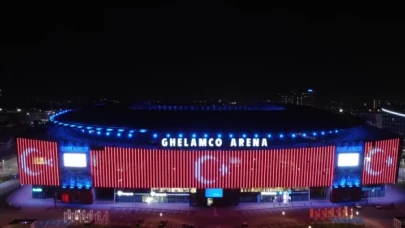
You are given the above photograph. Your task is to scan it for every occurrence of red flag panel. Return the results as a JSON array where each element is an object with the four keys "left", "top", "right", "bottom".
[
  {"left": 16, "top": 138, "right": 60, "bottom": 186},
  {"left": 362, "top": 138, "right": 400, "bottom": 185},
  {"left": 91, "top": 146, "right": 335, "bottom": 188}
]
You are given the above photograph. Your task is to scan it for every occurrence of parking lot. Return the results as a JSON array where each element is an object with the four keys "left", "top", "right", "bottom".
[
  {"left": 35, "top": 219, "right": 185, "bottom": 228},
  {"left": 35, "top": 220, "right": 73, "bottom": 227},
  {"left": 233, "top": 203, "right": 397, "bottom": 217},
  {"left": 249, "top": 218, "right": 365, "bottom": 228},
  {"left": 234, "top": 206, "right": 306, "bottom": 217},
  {"left": 254, "top": 221, "right": 308, "bottom": 228},
  {"left": 109, "top": 207, "right": 196, "bottom": 217}
]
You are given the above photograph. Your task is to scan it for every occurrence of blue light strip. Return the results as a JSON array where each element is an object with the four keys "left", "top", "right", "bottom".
[
  {"left": 50, "top": 110, "right": 342, "bottom": 140},
  {"left": 130, "top": 104, "right": 285, "bottom": 111}
]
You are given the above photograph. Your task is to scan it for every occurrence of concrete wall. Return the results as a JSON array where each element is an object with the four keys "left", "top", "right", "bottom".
[{"left": 0, "top": 156, "right": 18, "bottom": 176}]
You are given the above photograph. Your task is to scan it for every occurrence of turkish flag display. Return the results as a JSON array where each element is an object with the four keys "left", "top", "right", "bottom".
[
  {"left": 91, "top": 146, "right": 335, "bottom": 188},
  {"left": 17, "top": 138, "right": 60, "bottom": 186},
  {"left": 362, "top": 138, "right": 400, "bottom": 185}
]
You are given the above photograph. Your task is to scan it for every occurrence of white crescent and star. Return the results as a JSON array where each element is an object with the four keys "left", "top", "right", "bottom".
[
  {"left": 364, "top": 148, "right": 394, "bottom": 176},
  {"left": 195, "top": 155, "right": 229, "bottom": 185},
  {"left": 20, "top": 148, "right": 53, "bottom": 176}
]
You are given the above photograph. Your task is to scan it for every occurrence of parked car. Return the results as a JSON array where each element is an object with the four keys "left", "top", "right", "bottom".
[
  {"left": 372, "top": 203, "right": 382, "bottom": 210},
  {"left": 354, "top": 203, "right": 362, "bottom": 210}
]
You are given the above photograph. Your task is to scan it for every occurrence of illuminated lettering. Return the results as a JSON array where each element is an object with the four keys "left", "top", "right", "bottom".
[
  {"left": 198, "top": 138, "right": 207, "bottom": 147},
  {"left": 336, "top": 146, "right": 363, "bottom": 152},
  {"left": 169, "top": 138, "right": 176, "bottom": 147},
  {"left": 60, "top": 146, "right": 89, "bottom": 153},
  {"left": 261, "top": 138, "right": 268, "bottom": 147},
  {"left": 161, "top": 137, "right": 269, "bottom": 148},
  {"left": 208, "top": 138, "right": 214, "bottom": 147},
  {"left": 117, "top": 190, "right": 134, "bottom": 196},
  {"left": 246, "top": 138, "right": 251, "bottom": 147},
  {"left": 238, "top": 138, "right": 244, "bottom": 146},
  {"left": 215, "top": 138, "right": 222, "bottom": 147},
  {"left": 230, "top": 138, "right": 237, "bottom": 147},
  {"left": 252, "top": 138, "right": 259, "bottom": 147},
  {"left": 190, "top": 138, "right": 197, "bottom": 147},
  {"left": 161, "top": 138, "right": 168, "bottom": 147}
]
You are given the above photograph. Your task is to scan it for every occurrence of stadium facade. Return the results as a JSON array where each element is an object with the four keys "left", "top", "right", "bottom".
[{"left": 17, "top": 103, "right": 401, "bottom": 206}]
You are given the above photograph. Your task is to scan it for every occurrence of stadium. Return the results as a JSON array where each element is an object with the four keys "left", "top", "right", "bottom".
[{"left": 16, "top": 103, "right": 401, "bottom": 206}]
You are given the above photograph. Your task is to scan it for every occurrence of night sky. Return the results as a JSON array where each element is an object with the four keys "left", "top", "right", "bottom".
[{"left": 1, "top": 5, "right": 405, "bottom": 101}]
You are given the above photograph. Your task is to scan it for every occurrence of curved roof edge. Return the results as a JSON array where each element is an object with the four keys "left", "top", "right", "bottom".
[{"left": 382, "top": 108, "right": 405, "bottom": 118}]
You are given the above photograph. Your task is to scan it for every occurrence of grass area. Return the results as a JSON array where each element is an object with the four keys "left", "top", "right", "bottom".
[
  {"left": 0, "top": 175, "right": 14, "bottom": 183},
  {"left": 0, "top": 175, "right": 20, "bottom": 207},
  {"left": 0, "top": 184, "right": 21, "bottom": 208}
]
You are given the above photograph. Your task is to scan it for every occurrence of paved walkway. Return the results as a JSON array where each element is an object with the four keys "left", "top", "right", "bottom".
[
  {"left": 2, "top": 183, "right": 405, "bottom": 228},
  {"left": 0, "top": 179, "right": 20, "bottom": 197},
  {"left": 6, "top": 183, "right": 405, "bottom": 212}
]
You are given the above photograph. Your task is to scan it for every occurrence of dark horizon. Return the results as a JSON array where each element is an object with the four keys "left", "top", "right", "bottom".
[{"left": 2, "top": 5, "right": 405, "bottom": 102}]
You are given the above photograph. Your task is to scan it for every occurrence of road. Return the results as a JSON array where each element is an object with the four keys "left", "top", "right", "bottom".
[
  {"left": 3, "top": 183, "right": 405, "bottom": 227},
  {"left": 2, "top": 202, "right": 399, "bottom": 227}
]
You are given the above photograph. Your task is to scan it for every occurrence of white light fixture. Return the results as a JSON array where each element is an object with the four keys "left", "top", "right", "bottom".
[
  {"left": 117, "top": 191, "right": 133, "bottom": 196},
  {"left": 382, "top": 108, "right": 405, "bottom": 118}
]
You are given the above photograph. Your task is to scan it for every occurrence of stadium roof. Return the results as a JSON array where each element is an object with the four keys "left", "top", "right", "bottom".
[{"left": 53, "top": 103, "right": 364, "bottom": 132}]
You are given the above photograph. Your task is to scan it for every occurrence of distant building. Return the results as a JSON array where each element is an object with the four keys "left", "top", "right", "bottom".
[
  {"left": 359, "top": 112, "right": 382, "bottom": 129},
  {"left": 382, "top": 107, "right": 405, "bottom": 155},
  {"left": 301, "top": 89, "right": 316, "bottom": 107},
  {"left": 373, "top": 99, "right": 381, "bottom": 110},
  {"left": 279, "top": 89, "right": 316, "bottom": 107},
  {"left": 279, "top": 90, "right": 297, "bottom": 105}
]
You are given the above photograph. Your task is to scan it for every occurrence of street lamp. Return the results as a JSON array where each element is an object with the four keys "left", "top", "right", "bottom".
[{"left": 356, "top": 211, "right": 359, "bottom": 216}]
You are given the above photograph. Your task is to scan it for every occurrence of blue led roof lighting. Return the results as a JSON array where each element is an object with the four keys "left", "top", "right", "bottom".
[
  {"left": 130, "top": 104, "right": 285, "bottom": 111},
  {"left": 50, "top": 109, "right": 347, "bottom": 142}
]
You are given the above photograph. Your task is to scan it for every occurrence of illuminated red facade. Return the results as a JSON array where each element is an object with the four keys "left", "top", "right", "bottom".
[
  {"left": 362, "top": 138, "right": 400, "bottom": 185},
  {"left": 16, "top": 137, "right": 401, "bottom": 189},
  {"left": 16, "top": 138, "right": 60, "bottom": 186},
  {"left": 91, "top": 146, "right": 335, "bottom": 188}
]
